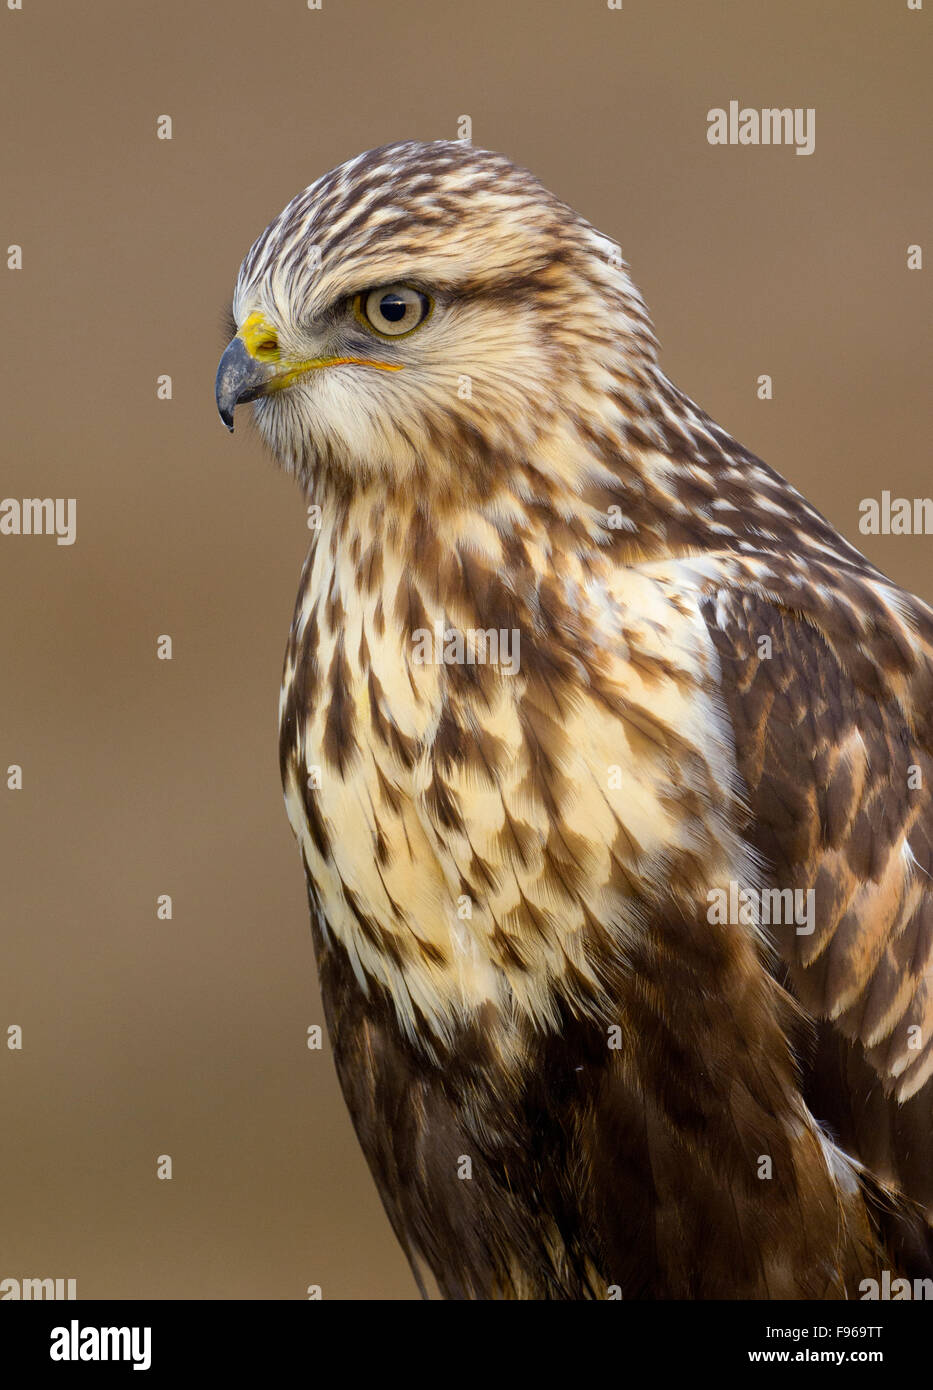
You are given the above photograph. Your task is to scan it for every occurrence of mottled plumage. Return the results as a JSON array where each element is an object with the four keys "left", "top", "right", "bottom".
[{"left": 217, "top": 140, "right": 933, "bottom": 1298}]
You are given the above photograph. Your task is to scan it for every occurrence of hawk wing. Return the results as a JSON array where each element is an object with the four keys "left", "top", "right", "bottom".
[{"left": 693, "top": 550, "right": 933, "bottom": 1216}]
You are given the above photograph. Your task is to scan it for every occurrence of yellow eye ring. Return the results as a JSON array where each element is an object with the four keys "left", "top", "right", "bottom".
[{"left": 353, "top": 284, "right": 433, "bottom": 339}]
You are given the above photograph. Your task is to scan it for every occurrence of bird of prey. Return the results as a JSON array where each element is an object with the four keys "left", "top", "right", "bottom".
[{"left": 216, "top": 140, "right": 933, "bottom": 1299}]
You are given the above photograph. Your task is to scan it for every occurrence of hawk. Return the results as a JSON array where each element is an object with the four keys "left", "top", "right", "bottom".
[{"left": 216, "top": 140, "right": 933, "bottom": 1299}]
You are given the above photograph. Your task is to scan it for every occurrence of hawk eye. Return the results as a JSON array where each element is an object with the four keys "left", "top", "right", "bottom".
[{"left": 356, "top": 284, "right": 432, "bottom": 338}]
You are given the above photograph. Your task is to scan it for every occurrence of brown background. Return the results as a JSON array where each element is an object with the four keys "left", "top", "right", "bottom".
[{"left": 1, "top": 0, "right": 929, "bottom": 1299}]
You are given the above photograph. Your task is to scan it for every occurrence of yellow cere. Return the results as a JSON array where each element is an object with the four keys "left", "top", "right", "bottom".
[
  {"left": 238, "top": 311, "right": 404, "bottom": 386},
  {"left": 239, "top": 312, "right": 282, "bottom": 362}
]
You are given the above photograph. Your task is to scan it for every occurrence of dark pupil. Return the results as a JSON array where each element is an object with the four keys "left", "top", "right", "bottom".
[{"left": 380, "top": 294, "right": 408, "bottom": 322}]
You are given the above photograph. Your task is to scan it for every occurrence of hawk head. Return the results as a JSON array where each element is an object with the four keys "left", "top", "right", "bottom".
[{"left": 215, "top": 140, "right": 657, "bottom": 499}]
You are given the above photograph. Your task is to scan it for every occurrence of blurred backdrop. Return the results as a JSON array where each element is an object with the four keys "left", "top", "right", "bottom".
[{"left": 1, "top": 0, "right": 930, "bottom": 1298}]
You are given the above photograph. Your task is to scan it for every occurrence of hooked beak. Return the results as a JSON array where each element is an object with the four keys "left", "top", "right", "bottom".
[
  {"left": 215, "top": 335, "right": 273, "bottom": 432},
  {"left": 215, "top": 311, "right": 404, "bottom": 432}
]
